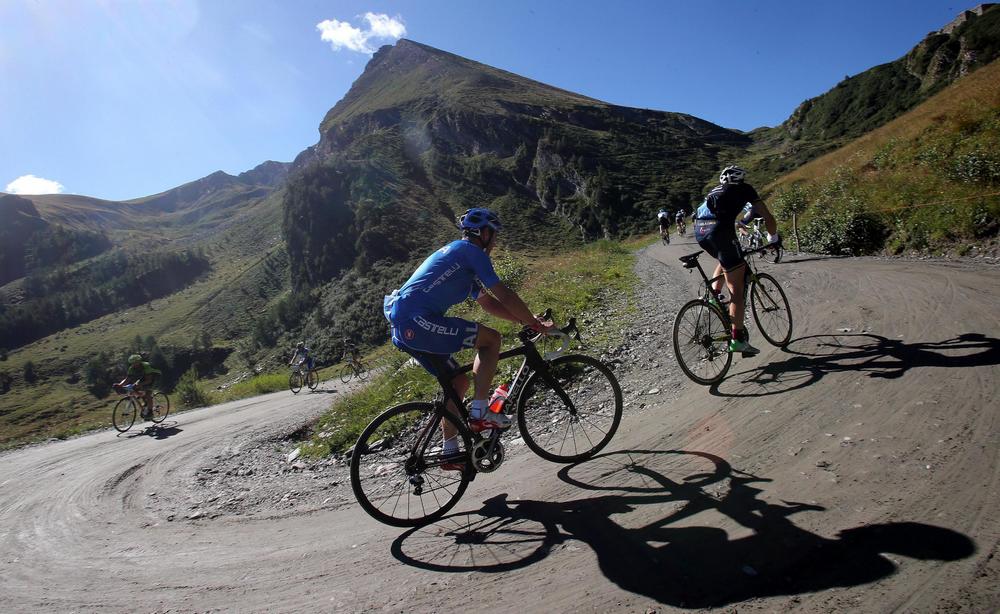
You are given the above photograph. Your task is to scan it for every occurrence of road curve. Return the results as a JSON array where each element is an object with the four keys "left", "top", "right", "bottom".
[{"left": 1, "top": 241, "right": 998, "bottom": 612}]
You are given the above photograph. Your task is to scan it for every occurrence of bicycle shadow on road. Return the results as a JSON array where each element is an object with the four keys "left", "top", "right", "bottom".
[
  {"left": 391, "top": 449, "right": 974, "bottom": 607},
  {"left": 119, "top": 422, "right": 183, "bottom": 440},
  {"left": 710, "top": 332, "right": 1000, "bottom": 399}
]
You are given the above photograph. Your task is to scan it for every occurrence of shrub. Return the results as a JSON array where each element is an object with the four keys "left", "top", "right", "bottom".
[
  {"left": 176, "top": 366, "right": 212, "bottom": 408},
  {"left": 23, "top": 361, "right": 37, "bottom": 384},
  {"left": 799, "top": 202, "right": 887, "bottom": 255}
]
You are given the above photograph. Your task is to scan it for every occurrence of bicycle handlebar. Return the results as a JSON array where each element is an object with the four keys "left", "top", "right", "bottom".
[{"left": 517, "top": 309, "right": 583, "bottom": 360}]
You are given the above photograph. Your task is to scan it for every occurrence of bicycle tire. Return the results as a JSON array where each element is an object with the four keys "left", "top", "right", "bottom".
[
  {"left": 289, "top": 372, "right": 303, "bottom": 394},
  {"left": 350, "top": 402, "right": 472, "bottom": 527},
  {"left": 673, "top": 299, "right": 732, "bottom": 385},
  {"left": 516, "top": 354, "right": 623, "bottom": 463},
  {"left": 306, "top": 370, "right": 319, "bottom": 390},
  {"left": 339, "top": 365, "right": 353, "bottom": 384},
  {"left": 750, "top": 273, "right": 793, "bottom": 347},
  {"left": 357, "top": 363, "right": 369, "bottom": 382},
  {"left": 112, "top": 397, "right": 137, "bottom": 432},
  {"left": 150, "top": 392, "right": 170, "bottom": 423}
]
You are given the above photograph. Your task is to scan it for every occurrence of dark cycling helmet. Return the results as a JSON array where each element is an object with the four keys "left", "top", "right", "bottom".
[
  {"left": 719, "top": 165, "right": 747, "bottom": 184},
  {"left": 458, "top": 208, "right": 502, "bottom": 236},
  {"left": 128, "top": 354, "right": 142, "bottom": 364}
]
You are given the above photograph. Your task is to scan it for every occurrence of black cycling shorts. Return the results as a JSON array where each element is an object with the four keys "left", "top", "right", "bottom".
[{"left": 697, "top": 233, "right": 745, "bottom": 272}]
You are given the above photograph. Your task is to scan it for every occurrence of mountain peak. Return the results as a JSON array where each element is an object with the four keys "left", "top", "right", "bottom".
[{"left": 319, "top": 38, "right": 602, "bottom": 133}]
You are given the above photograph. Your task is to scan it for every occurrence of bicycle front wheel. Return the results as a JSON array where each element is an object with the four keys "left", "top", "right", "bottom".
[
  {"left": 357, "top": 363, "right": 370, "bottom": 381},
  {"left": 350, "top": 402, "right": 472, "bottom": 527},
  {"left": 750, "top": 273, "right": 793, "bottom": 347},
  {"left": 339, "top": 365, "right": 353, "bottom": 384},
  {"left": 289, "top": 372, "right": 303, "bottom": 394},
  {"left": 112, "top": 398, "right": 137, "bottom": 432},
  {"left": 306, "top": 370, "right": 319, "bottom": 390},
  {"left": 516, "top": 354, "right": 623, "bottom": 463},
  {"left": 150, "top": 392, "right": 170, "bottom": 423},
  {"left": 673, "top": 299, "right": 733, "bottom": 385}
]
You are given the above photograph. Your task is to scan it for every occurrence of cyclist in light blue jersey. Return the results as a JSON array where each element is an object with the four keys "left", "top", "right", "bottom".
[{"left": 383, "top": 208, "right": 553, "bottom": 456}]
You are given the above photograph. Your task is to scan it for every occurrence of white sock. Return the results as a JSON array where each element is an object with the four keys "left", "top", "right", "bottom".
[
  {"left": 443, "top": 436, "right": 458, "bottom": 454},
  {"left": 469, "top": 399, "right": 487, "bottom": 418}
]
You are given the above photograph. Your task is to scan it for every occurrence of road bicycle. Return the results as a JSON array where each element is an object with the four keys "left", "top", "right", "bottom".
[
  {"left": 672, "top": 244, "right": 793, "bottom": 385},
  {"left": 738, "top": 218, "right": 782, "bottom": 263},
  {"left": 112, "top": 384, "right": 169, "bottom": 432},
  {"left": 289, "top": 363, "right": 319, "bottom": 394},
  {"left": 660, "top": 228, "right": 670, "bottom": 245},
  {"left": 339, "top": 356, "right": 369, "bottom": 383},
  {"left": 677, "top": 220, "right": 686, "bottom": 236},
  {"left": 350, "top": 311, "right": 623, "bottom": 527}
]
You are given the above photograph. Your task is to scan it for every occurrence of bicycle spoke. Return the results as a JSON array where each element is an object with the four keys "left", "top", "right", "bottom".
[
  {"left": 351, "top": 403, "right": 471, "bottom": 526},
  {"left": 517, "top": 355, "right": 622, "bottom": 463}
]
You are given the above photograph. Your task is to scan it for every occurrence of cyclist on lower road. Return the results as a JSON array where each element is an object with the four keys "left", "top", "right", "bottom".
[
  {"left": 290, "top": 341, "right": 314, "bottom": 372},
  {"left": 693, "top": 166, "right": 779, "bottom": 355},
  {"left": 383, "top": 207, "right": 553, "bottom": 454},
  {"left": 342, "top": 338, "right": 361, "bottom": 364},
  {"left": 116, "top": 354, "right": 161, "bottom": 420},
  {"left": 657, "top": 210, "right": 671, "bottom": 243},
  {"left": 675, "top": 209, "right": 687, "bottom": 234}
]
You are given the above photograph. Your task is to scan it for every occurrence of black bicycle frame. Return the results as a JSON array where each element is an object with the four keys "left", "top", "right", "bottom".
[{"left": 406, "top": 325, "right": 579, "bottom": 474}]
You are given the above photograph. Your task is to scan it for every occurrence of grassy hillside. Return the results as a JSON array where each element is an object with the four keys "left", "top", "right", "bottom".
[
  {"left": 0, "top": 191, "right": 292, "bottom": 449},
  {"left": 748, "top": 4, "right": 1000, "bottom": 184},
  {"left": 765, "top": 58, "right": 1000, "bottom": 255}
]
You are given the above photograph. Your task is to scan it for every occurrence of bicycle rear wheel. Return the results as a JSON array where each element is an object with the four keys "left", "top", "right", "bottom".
[
  {"left": 350, "top": 402, "right": 472, "bottom": 527},
  {"left": 673, "top": 299, "right": 732, "bottom": 385},
  {"left": 339, "top": 365, "right": 353, "bottom": 384},
  {"left": 750, "top": 273, "right": 793, "bottom": 346},
  {"left": 306, "top": 370, "right": 319, "bottom": 390},
  {"left": 112, "top": 398, "right": 137, "bottom": 432},
  {"left": 150, "top": 392, "right": 170, "bottom": 423},
  {"left": 289, "top": 372, "right": 303, "bottom": 394},
  {"left": 357, "top": 363, "right": 369, "bottom": 381},
  {"left": 516, "top": 354, "right": 623, "bottom": 463}
]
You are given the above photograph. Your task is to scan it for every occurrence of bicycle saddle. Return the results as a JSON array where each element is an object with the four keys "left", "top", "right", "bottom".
[{"left": 679, "top": 252, "right": 702, "bottom": 268}]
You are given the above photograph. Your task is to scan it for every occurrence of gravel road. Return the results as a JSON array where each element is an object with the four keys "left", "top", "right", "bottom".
[{"left": 2, "top": 238, "right": 998, "bottom": 613}]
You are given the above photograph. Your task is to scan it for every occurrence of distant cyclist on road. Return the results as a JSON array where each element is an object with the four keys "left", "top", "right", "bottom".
[
  {"left": 342, "top": 338, "right": 361, "bottom": 364},
  {"left": 116, "top": 354, "right": 161, "bottom": 420},
  {"left": 290, "top": 341, "right": 314, "bottom": 372},
  {"left": 693, "top": 166, "right": 779, "bottom": 355},
  {"left": 383, "top": 207, "right": 554, "bottom": 461},
  {"left": 675, "top": 209, "right": 687, "bottom": 235},
  {"left": 657, "top": 210, "right": 671, "bottom": 243}
]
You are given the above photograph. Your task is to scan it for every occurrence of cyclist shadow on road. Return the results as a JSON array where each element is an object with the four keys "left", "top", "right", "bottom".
[
  {"left": 120, "top": 422, "right": 183, "bottom": 440},
  {"left": 391, "top": 449, "right": 974, "bottom": 607},
  {"left": 710, "top": 332, "right": 1000, "bottom": 399}
]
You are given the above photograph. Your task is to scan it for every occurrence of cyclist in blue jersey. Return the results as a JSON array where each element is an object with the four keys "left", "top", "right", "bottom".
[
  {"left": 693, "top": 166, "right": 779, "bottom": 355},
  {"left": 383, "top": 208, "right": 553, "bottom": 460}
]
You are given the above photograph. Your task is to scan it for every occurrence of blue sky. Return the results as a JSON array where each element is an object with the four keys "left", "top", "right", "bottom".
[{"left": 0, "top": 0, "right": 969, "bottom": 201}]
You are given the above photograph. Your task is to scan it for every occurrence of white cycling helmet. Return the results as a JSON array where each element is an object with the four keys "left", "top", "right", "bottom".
[{"left": 719, "top": 165, "right": 747, "bottom": 184}]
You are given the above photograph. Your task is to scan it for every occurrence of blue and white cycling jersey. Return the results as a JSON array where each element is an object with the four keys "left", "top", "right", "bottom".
[
  {"left": 383, "top": 239, "right": 501, "bottom": 372},
  {"left": 384, "top": 240, "right": 501, "bottom": 320}
]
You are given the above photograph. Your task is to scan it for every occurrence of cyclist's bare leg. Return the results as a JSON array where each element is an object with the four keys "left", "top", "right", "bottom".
[
  {"left": 711, "top": 262, "right": 726, "bottom": 297},
  {"left": 724, "top": 262, "right": 748, "bottom": 333},
  {"left": 441, "top": 373, "right": 470, "bottom": 441},
  {"left": 472, "top": 325, "right": 501, "bottom": 402}
]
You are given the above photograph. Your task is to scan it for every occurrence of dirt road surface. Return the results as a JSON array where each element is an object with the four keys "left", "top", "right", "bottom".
[{"left": 2, "top": 240, "right": 998, "bottom": 613}]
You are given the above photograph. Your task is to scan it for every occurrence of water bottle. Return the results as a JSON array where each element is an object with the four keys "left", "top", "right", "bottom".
[{"left": 488, "top": 383, "right": 510, "bottom": 414}]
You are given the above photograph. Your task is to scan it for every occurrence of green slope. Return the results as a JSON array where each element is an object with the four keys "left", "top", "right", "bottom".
[{"left": 765, "top": 58, "right": 1000, "bottom": 255}]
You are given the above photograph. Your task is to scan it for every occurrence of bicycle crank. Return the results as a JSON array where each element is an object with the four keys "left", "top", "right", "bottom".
[{"left": 472, "top": 439, "right": 505, "bottom": 473}]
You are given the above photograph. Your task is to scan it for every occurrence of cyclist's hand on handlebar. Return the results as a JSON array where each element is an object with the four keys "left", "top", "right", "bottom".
[{"left": 529, "top": 318, "right": 556, "bottom": 334}]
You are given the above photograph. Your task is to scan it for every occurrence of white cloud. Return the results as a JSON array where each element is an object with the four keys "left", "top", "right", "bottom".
[
  {"left": 316, "top": 12, "right": 406, "bottom": 54},
  {"left": 5, "top": 174, "right": 65, "bottom": 195}
]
